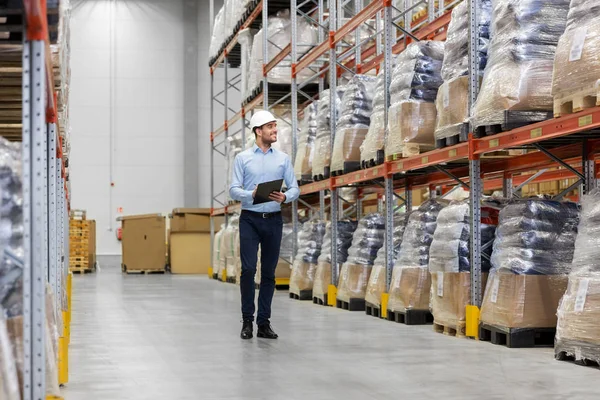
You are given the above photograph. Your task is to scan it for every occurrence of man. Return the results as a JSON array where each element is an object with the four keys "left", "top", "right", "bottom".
[{"left": 229, "top": 110, "right": 299, "bottom": 340}]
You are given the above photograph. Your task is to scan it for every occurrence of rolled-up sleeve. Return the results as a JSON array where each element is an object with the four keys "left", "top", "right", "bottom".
[
  {"left": 229, "top": 155, "right": 253, "bottom": 202},
  {"left": 283, "top": 156, "right": 299, "bottom": 203}
]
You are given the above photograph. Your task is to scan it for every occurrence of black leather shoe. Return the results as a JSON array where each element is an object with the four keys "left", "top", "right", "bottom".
[
  {"left": 241, "top": 320, "right": 253, "bottom": 340},
  {"left": 257, "top": 324, "right": 278, "bottom": 339}
]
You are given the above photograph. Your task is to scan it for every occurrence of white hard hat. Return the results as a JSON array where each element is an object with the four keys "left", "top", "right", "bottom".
[{"left": 249, "top": 110, "right": 277, "bottom": 132}]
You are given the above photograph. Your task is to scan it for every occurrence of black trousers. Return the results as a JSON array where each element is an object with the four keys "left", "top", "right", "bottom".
[{"left": 239, "top": 210, "right": 283, "bottom": 326}]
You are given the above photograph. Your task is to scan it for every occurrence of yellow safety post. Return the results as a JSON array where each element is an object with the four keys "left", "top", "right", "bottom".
[
  {"left": 208, "top": 267, "right": 213, "bottom": 278},
  {"left": 381, "top": 293, "right": 390, "bottom": 319},
  {"left": 327, "top": 285, "right": 337, "bottom": 307},
  {"left": 58, "top": 336, "right": 68, "bottom": 385},
  {"left": 46, "top": 396, "right": 64, "bottom": 400},
  {"left": 66, "top": 272, "right": 72, "bottom": 343},
  {"left": 465, "top": 305, "right": 480, "bottom": 339},
  {"left": 221, "top": 269, "right": 227, "bottom": 282}
]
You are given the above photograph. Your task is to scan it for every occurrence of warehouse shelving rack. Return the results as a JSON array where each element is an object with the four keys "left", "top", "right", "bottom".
[
  {"left": 2, "top": 0, "right": 73, "bottom": 398},
  {"left": 209, "top": 0, "right": 600, "bottom": 333}
]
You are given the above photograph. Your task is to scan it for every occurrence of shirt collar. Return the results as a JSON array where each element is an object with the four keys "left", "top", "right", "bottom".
[{"left": 253, "top": 143, "right": 273, "bottom": 154}]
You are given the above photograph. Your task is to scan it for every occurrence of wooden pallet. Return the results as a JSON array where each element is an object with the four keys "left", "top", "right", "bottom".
[
  {"left": 289, "top": 290, "right": 313, "bottom": 301},
  {"left": 69, "top": 267, "right": 94, "bottom": 274},
  {"left": 365, "top": 302, "right": 382, "bottom": 318},
  {"left": 313, "top": 295, "right": 328, "bottom": 306},
  {"left": 554, "top": 85, "right": 600, "bottom": 118},
  {"left": 433, "top": 322, "right": 466, "bottom": 338},
  {"left": 336, "top": 298, "right": 366, "bottom": 312},
  {"left": 124, "top": 269, "right": 166, "bottom": 275},
  {"left": 555, "top": 339, "right": 600, "bottom": 369},
  {"left": 387, "top": 308, "right": 433, "bottom": 325},
  {"left": 70, "top": 210, "right": 87, "bottom": 220}
]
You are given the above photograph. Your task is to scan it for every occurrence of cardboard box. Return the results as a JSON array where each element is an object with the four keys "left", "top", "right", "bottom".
[
  {"left": 434, "top": 76, "right": 469, "bottom": 140},
  {"left": 337, "top": 262, "right": 373, "bottom": 302},
  {"left": 388, "top": 101, "right": 437, "bottom": 158},
  {"left": 290, "top": 260, "right": 317, "bottom": 295},
  {"left": 480, "top": 273, "right": 568, "bottom": 329},
  {"left": 431, "top": 272, "right": 489, "bottom": 328},
  {"left": 557, "top": 276, "right": 600, "bottom": 346},
  {"left": 388, "top": 267, "right": 431, "bottom": 311},
  {"left": 120, "top": 214, "right": 166, "bottom": 272},
  {"left": 170, "top": 232, "right": 211, "bottom": 274},
  {"left": 170, "top": 208, "right": 224, "bottom": 233}
]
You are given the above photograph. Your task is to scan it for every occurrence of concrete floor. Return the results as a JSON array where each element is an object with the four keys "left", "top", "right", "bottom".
[{"left": 62, "top": 261, "right": 600, "bottom": 400}]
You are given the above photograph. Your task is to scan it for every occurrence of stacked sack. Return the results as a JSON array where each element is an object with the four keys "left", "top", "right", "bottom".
[
  {"left": 556, "top": 189, "right": 600, "bottom": 363},
  {"left": 294, "top": 102, "right": 318, "bottom": 182},
  {"left": 480, "top": 199, "right": 579, "bottom": 329},
  {"left": 330, "top": 75, "right": 377, "bottom": 174},
  {"left": 247, "top": 10, "right": 317, "bottom": 96},
  {"left": 435, "top": 0, "right": 491, "bottom": 146},
  {"left": 472, "top": 0, "right": 570, "bottom": 129},
  {"left": 552, "top": 0, "right": 600, "bottom": 116},
  {"left": 313, "top": 220, "right": 359, "bottom": 303},
  {"left": 289, "top": 220, "right": 327, "bottom": 298},
  {"left": 312, "top": 87, "right": 346, "bottom": 179},
  {"left": 388, "top": 199, "right": 446, "bottom": 313},
  {"left": 428, "top": 200, "right": 499, "bottom": 331},
  {"left": 360, "top": 72, "right": 388, "bottom": 167},
  {"left": 386, "top": 41, "right": 445, "bottom": 159},
  {"left": 337, "top": 213, "right": 385, "bottom": 305},
  {"left": 365, "top": 213, "right": 410, "bottom": 308}
]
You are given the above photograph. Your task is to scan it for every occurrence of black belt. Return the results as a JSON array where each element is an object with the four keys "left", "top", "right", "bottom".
[{"left": 242, "top": 210, "right": 281, "bottom": 219}]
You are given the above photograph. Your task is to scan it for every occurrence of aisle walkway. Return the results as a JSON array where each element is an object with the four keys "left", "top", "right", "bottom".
[{"left": 63, "top": 261, "right": 599, "bottom": 400}]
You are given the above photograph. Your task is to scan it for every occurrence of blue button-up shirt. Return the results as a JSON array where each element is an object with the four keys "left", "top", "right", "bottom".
[{"left": 229, "top": 144, "right": 300, "bottom": 212}]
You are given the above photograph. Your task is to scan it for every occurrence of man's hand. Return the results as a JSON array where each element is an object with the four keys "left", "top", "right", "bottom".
[
  {"left": 252, "top": 185, "right": 257, "bottom": 199},
  {"left": 268, "top": 191, "right": 286, "bottom": 204}
]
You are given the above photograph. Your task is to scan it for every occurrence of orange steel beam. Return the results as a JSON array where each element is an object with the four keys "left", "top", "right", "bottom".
[
  {"left": 265, "top": 44, "right": 291, "bottom": 75},
  {"left": 210, "top": 0, "right": 263, "bottom": 71},
  {"left": 333, "top": 0, "right": 383, "bottom": 45},
  {"left": 244, "top": 92, "right": 264, "bottom": 113},
  {"left": 475, "top": 107, "right": 600, "bottom": 154}
]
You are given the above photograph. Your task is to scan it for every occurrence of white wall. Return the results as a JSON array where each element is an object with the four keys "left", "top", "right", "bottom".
[
  {"left": 70, "top": 0, "right": 185, "bottom": 255},
  {"left": 70, "top": 0, "right": 233, "bottom": 255}
]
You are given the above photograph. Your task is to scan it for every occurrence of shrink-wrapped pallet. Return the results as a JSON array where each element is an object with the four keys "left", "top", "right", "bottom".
[
  {"left": 289, "top": 221, "right": 327, "bottom": 297},
  {"left": 429, "top": 201, "right": 499, "bottom": 329},
  {"left": 364, "top": 213, "right": 409, "bottom": 307},
  {"left": 337, "top": 214, "right": 385, "bottom": 303},
  {"left": 471, "top": 0, "right": 569, "bottom": 129},
  {"left": 212, "top": 225, "right": 225, "bottom": 276},
  {"left": 294, "top": 103, "right": 318, "bottom": 181},
  {"left": 386, "top": 41, "right": 444, "bottom": 159},
  {"left": 330, "top": 75, "right": 377, "bottom": 173},
  {"left": 273, "top": 113, "right": 293, "bottom": 156},
  {"left": 359, "top": 72, "right": 386, "bottom": 166},
  {"left": 312, "top": 87, "right": 345, "bottom": 178},
  {"left": 388, "top": 199, "right": 445, "bottom": 312},
  {"left": 209, "top": 6, "right": 225, "bottom": 60},
  {"left": 225, "top": 215, "right": 240, "bottom": 280},
  {"left": 552, "top": 0, "right": 600, "bottom": 116},
  {"left": 313, "top": 221, "right": 358, "bottom": 302},
  {"left": 480, "top": 199, "right": 579, "bottom": 329},
  {"left": 556, "top": 189, "right": 600, "bottom": 362},
  {"left": 247, "top": 10, "right": 317, "bottom": 93}
]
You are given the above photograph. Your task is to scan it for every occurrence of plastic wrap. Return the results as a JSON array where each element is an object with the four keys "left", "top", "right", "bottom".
[
  {"left": 330, "top": 75, "right": 377, "bottom": 172},
  {"left": 294, "top": 103, "right": 318, "bottom": 181},
  {"left": 472, "top": 0, "right": 570, "bottom": 128},
  {"left": 225, "top": 215, "right": 240, "bottom": 279},
  {"left": 491, "top": 199, "right": 579, "bottom": 275},
  {"left": 556, "top": 189, "right": 600, "bottom": 360},
  {"left": 388, "top": 200, "right": 445, "bottom": 311},
  {"left": 209, "top": 6, "right": 225, "bottom": 60},
  {"left": 365, "top": 214, "right": 409, "bottom": 306},
  {"left": 289, "top": 220, "right": 327, "bottom": 295},
  {"left": 0, "top": 318, "right": 19, "bottom": 400},
  {"left": 247, "top": 10, "right": 318, "bottom": 92},
  {"left": 336, "top": 214, "right": 385, "bottom": 302},
  {"left": 212, "top": 225, "right": 225, "bottom": 275},
  {"left": 218, "top": 217, "right": 241, "bottom": 279},
  {"left": 238, "top": 28, "right": 255, "bottom": 102},
  {"left": 226, "top": 133, "right": 244, "bottom": 202},
  {"left": 279, "top": 223, "right": 294, "bottom": 262},
  {"left": 312, "top": 87, "right": 345, "bottom": 178},
  {"left": 552, "top": 0, "right": 600, "bottom": 102},
  {"left": 272, "top": 113, "right": 293, "bottom": 156},
  {"left": 386, "top": 41, "right": 444, "bottom": 159},
  {"left": 360, "top": 72, "right": 386, "bottom": 164}
]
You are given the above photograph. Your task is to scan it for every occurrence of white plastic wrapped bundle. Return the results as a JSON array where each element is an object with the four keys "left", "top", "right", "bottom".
[
  {"left": 386, "top": 41, "right": 444, "bottom": 159},
  {"left": 330, "top": 75, "right": 377, "bottom": 173},
  {"left": 0, "top": 317, "right": 19, "bottom": 400},
  {"left": 209, "top": 6, "right": 225, "bottom": 60},
  {"left": 471, "top": 0, "right": 570, "bottom": 129},
  {"left": 556, "top": 189, "right": 600, "bottom": 363},
  {"left": 247, "top": 10, "right": 318, "bottom": 93},
  {"left": 212, "top": 225, "right": 225, "bottom": 275},
  {"left": 435, "top": 1, "right": 491, "bottom": 142},
  {"left": 225, "top": 215, "right": 240, "bottom": 279},
  {"left": 294, "top": 102, "right": 318, "bottom": 181},
  {"left": 552, "top": 0, "right": 600, "bottom": 108},
  {"left": 238, "top": 28, "right": 255, "bottom": 102},
  {"left": 312, "top": 87, "right": 345, "bottom": 178},
  {"left": 388, "top": 199, "right": 445, "bottom": 311},
  {"left": 360, "top": 72, "right": 386, "bottom": 165},
  {"left": 272, "top": 113, "right": 293, "bottom": 156},
  {"left": 289, "top": 221, "right": 327, "bottom": 295},
  {"left": 226, "top": 133, "right": 244, "bottom": 202},
  {"left": 279, "top": 223, "right": 294, "bottom": 262},
  {"left": 337, "top": 213, "right": 385, "bottom": 302},
  {"left": 365, "top": 213, "right": 409, "bottom": 307}
]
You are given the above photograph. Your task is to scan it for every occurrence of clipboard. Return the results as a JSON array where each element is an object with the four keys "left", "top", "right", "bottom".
[{"left": 253, "top": 179, "right": 284, "bottom": 205}]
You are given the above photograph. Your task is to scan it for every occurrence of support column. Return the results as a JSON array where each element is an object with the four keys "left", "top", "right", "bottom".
[{"left": 184, "top": 0, "right": 199, "bottom": 207}]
